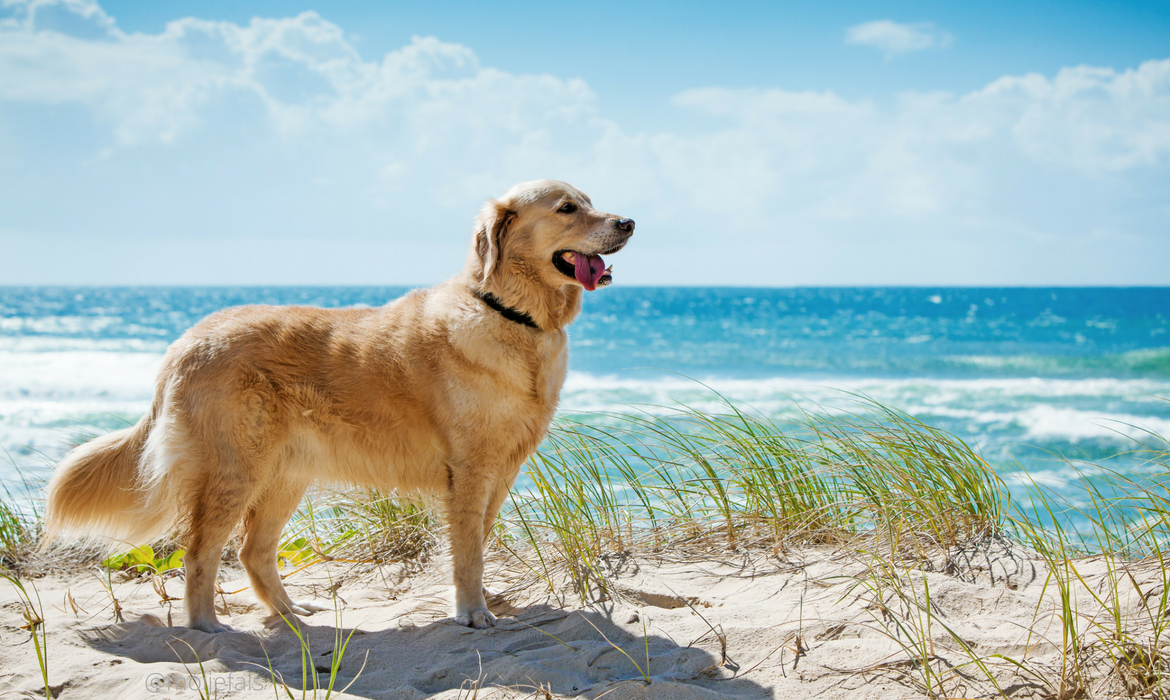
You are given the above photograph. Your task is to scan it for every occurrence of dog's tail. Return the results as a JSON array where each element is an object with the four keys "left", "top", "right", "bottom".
[{"left": 43, "top": 399, "right": 177, "bottom": 548}]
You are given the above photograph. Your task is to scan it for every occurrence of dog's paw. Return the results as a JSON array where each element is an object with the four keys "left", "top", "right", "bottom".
[
  {"left": 453, "top": 607, "right": 497, "bottom": 629},
  {"left": 289, "top": 600, "right": 329, "bottom": 616},
  {"left": 189, "top": 619, "right": 235, "bottom": 634}
]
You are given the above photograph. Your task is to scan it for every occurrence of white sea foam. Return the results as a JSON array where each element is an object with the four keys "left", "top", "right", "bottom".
[
  {"left": 1002, "top": 468, "right": 1078, "bottom": 489},
  {"left": 0, "top": 350, "right": 164, "bottom": 400},
  {"left": 0, "top": 398, "right": 151, "bottom": 470},
  {"left": 560, "top": 372, "right": 1170, "bottom": 444},
  {"left": 562, "top": 372, "right": 1170, "bottom": 403},
  {"left": 1014, "top": 405, "right": 1170, "bottom": 443},
  {"left": 0, "top": 336, "right": 170, "bottom": 353},
  {"left": 0, "top": 348, "right": 162, "bottom": 480},
  {"left": 0, "top": 315, "right": 123, "bottom": 335},
  {"left": 560, "top": 372, "right": 1170, "bottom": 405}
]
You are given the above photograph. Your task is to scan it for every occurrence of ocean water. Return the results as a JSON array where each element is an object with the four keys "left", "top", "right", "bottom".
[{"left": 2, "top": 286, "right": 1168, "bottom": 512}]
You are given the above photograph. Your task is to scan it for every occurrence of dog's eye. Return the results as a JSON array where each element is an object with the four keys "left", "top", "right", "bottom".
[{"left": 558, "top": 202, "right": 578, "bottom": 214}]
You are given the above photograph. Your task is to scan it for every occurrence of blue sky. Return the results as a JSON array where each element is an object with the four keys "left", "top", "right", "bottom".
[{"left": 2, "top": 0, "right": 1169, "bottom": 285}]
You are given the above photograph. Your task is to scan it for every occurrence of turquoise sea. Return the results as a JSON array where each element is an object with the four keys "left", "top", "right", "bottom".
[{"left": 2, "top": 286, "right": 1168, "bottom": 512}]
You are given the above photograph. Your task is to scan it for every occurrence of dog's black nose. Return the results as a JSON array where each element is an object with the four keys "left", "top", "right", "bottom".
[{"left": 615, "top": 218, "right": 635, "bottom": 234}]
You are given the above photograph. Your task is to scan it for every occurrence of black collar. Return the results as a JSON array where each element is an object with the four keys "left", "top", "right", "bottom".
[{"left": 475, "top": 291, "right": 541, "bottom": 331}]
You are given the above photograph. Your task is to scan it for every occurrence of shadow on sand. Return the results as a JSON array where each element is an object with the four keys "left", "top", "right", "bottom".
[{"left": 82, "top": 602, "right": 772, "bottom": 699}]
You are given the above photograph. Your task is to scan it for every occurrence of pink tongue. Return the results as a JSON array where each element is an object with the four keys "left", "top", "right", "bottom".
[{"left": 574, "top": 253, "right": 606, "bottom": 291}]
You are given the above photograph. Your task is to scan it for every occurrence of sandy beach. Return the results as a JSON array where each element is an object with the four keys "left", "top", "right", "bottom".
[{"left": 3, "top": 531, "right": 1160, "bottom": 700}]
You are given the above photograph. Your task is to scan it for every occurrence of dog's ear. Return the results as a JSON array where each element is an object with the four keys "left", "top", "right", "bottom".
[{"left": 474, "top": 199, "right": 516, "bottom": 283}]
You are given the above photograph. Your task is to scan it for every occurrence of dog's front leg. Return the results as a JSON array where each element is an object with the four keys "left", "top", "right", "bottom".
[{"left": 445, "top": 464, "right": 496, "bottom": 629}]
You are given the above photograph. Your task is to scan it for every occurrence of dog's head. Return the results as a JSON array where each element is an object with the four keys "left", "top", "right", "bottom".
[{"left": 471, "top": 180, "right": 633, "bottom": 293}]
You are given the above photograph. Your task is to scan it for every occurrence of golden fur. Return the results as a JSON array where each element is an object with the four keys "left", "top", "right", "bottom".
[{"left": 43, "top": 180, "right": 633, "bottom": 632}]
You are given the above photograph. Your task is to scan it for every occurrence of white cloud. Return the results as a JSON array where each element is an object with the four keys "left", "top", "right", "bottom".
[
  {"left": 656, "top": 65, "right": 1170, "bottom": 222},
  {"left": 0, "top": 0, "right": 1168, "bottom": 285},
  {"left": 845, "top": 20, "right": 953, "bottom": 58},
  {"left": 975, "top": 60, "right": 1170, "bottom": 172},
  {"left": 0, "top": 0, "right": 601, "bottom": 151}
]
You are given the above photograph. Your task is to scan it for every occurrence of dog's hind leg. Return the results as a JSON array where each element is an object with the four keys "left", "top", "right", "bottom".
[
  {"left": 240, "top": 480, "right": 326, "bottom": 618},
  {"left": 182, "top": 468, "right": 255, "bottom": 633}
]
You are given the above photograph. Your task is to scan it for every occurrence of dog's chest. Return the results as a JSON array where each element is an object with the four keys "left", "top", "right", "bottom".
[
  {"left": 445, "top": 318, "right": 570, "bottom": 424},
  {"left": 498, "top": 332, "right": 568, "bottom": 407}
]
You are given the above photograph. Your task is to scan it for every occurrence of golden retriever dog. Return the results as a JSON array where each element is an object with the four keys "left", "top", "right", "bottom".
[{"left": 44, "top": 180, "right": 633, "bottom": 632}]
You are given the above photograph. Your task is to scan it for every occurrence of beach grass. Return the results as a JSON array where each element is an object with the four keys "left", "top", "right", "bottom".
[
  {"left": 495, "top": 397, "right": 1169, "bottom": 697},
  {"left": 0, "top": 475, "right": 42, "bottom": 570},
  {"left": 505, "top": 397, "right": 1007, "bottom": 599},
  {"left": 1000, "top": 455, "right": 1170, "bottom": 699},
  {"left": 1, "top": 571, "right": 51, "bottom": 698},
  {"left": 2, "top": 396, "right": 1168, "bottom": 697}
]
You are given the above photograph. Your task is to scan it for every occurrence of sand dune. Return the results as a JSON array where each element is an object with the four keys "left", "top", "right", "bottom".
[{"left": 3, "top": 537, "right": 1150, "bottom": 700}]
